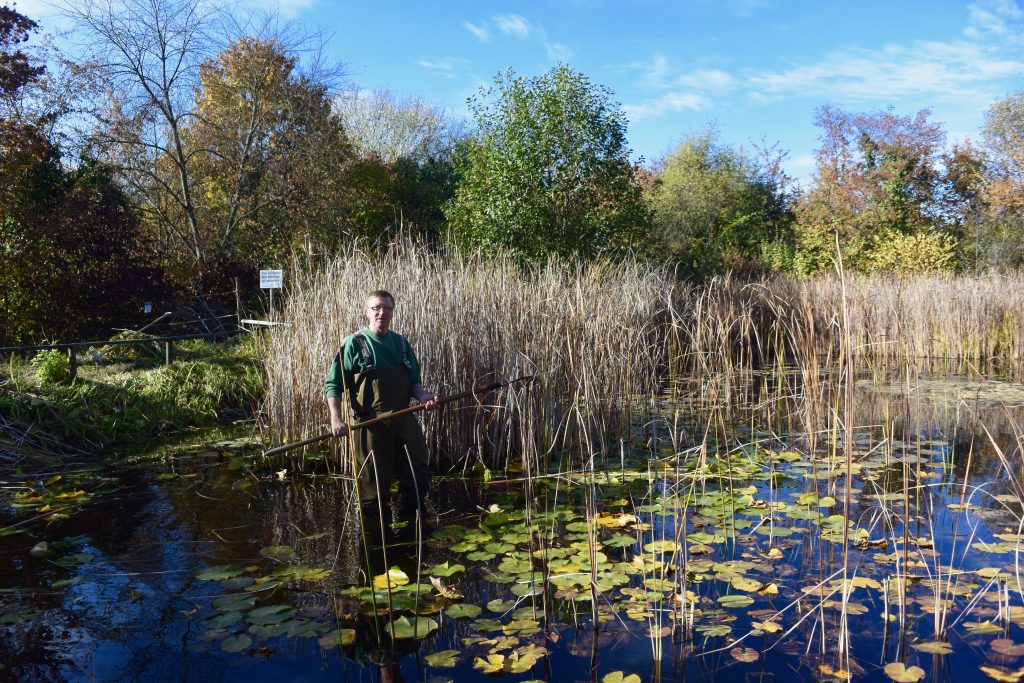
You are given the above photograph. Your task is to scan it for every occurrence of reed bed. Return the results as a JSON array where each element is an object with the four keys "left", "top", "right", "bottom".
[
  {"left": 263, "top": 240, "right": 672, "bottom": 473},
  {"left": 264, "top": 241, "right": 1024, "bottom": 474}
]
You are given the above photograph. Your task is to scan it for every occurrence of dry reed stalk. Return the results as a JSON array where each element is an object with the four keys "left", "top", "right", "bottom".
[{"left": 264, "top": 240, "right": 673, "bottom": 474}]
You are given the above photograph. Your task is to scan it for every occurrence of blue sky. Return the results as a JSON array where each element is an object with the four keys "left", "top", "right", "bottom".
[{"left": 23, "top": 0, "right": 1024, "bottom": 186}]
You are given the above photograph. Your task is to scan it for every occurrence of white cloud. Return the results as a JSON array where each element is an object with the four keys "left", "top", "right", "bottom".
[
  {"left": 621, "top": 56, "right": 735, "bottom": 92},
  {"left": 494, "top": 14, "right": 531, "bottom": 38},
  {"left": 623, "top": 92, "right": 710, "bottom": 122},
  {"left": 966, "top": 0, "right": 1024, "bottom": 38},
  {"left": 747, "top": 39, "right": 1024, "bottom": 103},
  {"left": 417, "top": 57, "right": 469, "bottom": 79},
  {"left": 545, "top": 39, "right": 572, "bottom": 62},
  {"left": 675, "top": 68, "right": 736, "bottom": 91},
  {"left": 463, "top": 20, "right": 490, "bottom": 42}
]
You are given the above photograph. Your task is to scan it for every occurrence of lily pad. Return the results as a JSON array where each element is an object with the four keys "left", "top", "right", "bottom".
[
  {"left": 446, "top": 603, "right": 482, "bottom": 619},
  {"left": 430, "top": 561, "right": 465, "bottom": 578},
  {"left": 386, "top": 616, "right": 438, "bottom": 639},
  {"left": 603, "top": 672, "right": 641, "bottom": 683},
  {"left": 221, "top": 634, "right": 252, "bottom": 653},
  {"left": 884, "top": 662, "right": 925, "bottom": 682},
  {"left": 318, "top": 628, "right": 356, "bottom": 649},
  {"left": 911, "top": 641, "right": 953, "bottom": 655},
  {"left": 731, "top": 647, "right": 759, "bottom": 662},
  {"left": 196, "top": 565, "right": 244, "bottom": 581},
  {"left": 259, "top": 545, "right": 295, "bottom": 560},
  {"left": 424, "top": 649, "right": 460, "bottom": 667}
]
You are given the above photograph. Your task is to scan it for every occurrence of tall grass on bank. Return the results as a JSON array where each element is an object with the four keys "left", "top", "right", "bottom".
[{"left": 264, "top": 241, "right": 1024, "bottom": 472}]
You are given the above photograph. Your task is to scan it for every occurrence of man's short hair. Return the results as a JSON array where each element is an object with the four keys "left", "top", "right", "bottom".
[{"left": 367, "top": 290, "right": 394, "bottom": 305}]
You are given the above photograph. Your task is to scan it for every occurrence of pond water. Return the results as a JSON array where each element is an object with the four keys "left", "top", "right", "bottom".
[{"left": 3, "top": 372, "right": 1024, "bottom": 683}]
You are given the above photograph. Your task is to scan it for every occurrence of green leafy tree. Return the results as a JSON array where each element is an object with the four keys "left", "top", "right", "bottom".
[
  {"left": 445, "top": 65, "right": 651, "bottom": 260},
  {"left": 650, "top": 130, "right": 794, "bottom": 276}
]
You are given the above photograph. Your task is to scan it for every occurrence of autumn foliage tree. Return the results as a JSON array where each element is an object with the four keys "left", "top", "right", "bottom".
[
  {"left": 976, "top": 91, "right": 1024, "bottom": 269},
  {"left": 795, "top": 105, "right": 961, "bottom": 275},
  {"left": 183, "top": 36, "right": 351, "bottom": 277},
  {"left": 0, "top": 6, "right": 160, "bottom": 345}
]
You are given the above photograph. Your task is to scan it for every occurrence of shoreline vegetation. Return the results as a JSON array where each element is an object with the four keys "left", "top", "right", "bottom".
[
  {"left": 5, "top": 240, "right": 1024, "bottom": 468},
  {"left": 265, "top": 240, "right": 1024, "bottom": 476},
  {"left": 0, "top": 337, "right": 263, "bottom": 467}
]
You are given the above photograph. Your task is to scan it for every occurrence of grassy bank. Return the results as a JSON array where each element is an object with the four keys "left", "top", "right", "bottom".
[{"left": 0, "top": 336, "right": 264, "bottom": 464}]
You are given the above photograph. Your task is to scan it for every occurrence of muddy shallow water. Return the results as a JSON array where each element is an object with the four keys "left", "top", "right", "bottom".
[{"left": 4, "top": 373, "right": 1024, "bottom": 682}]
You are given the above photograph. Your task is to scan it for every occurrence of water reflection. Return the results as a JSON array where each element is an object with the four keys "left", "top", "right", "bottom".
[{"left": 2, "top": 371, "right": 1024, "bottom": 681}]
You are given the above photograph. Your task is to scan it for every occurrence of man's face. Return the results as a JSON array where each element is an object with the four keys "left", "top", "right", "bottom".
[{"left": 365, "top": 295, "right": 394, "bottom": 334}]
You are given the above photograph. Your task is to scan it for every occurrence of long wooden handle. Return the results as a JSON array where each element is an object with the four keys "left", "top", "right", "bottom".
[{"left": 262, "top": 379, "right": 515, "bottom": 457}]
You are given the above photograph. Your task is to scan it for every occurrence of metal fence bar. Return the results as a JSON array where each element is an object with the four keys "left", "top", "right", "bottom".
[{"left": 0, "top": 330, "right": 240, "bottom": 355}]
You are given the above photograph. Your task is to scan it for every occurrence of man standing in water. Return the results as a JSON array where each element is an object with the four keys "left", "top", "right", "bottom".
[{"left": 325, "top": 290, "right": 439, "bottom": 524}]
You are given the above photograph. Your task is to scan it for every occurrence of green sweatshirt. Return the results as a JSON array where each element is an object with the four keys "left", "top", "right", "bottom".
[{"left": 324, "top": 328, "right": 422, "bottom": 398}]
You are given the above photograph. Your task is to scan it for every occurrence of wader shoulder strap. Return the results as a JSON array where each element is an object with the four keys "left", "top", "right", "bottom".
[
  {"left": 398, "top": 334, "right": 413, "bottom": 372},
  {"left": 352, "top": 333, "right": 374, "bottom": 370}
]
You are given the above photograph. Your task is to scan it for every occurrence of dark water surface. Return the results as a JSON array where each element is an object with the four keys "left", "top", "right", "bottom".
[{"left": 4, "top": 374, "right": 1024, "bottom": 682}]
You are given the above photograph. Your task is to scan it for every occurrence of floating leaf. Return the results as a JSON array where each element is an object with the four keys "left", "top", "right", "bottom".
[
  {"left": 603, "top": 674, "right": 641, "bottom": 683},
  {"left": 466, "top": 551, "right": 496, "bottom": 562},
  {"left": 247, "top": 604, "right": 295, "bottom": 625},
  {"left": 430, "top": 561, "right": 465, "bottom": 578},
  {"left": 911, "top": 641, "right": 953, "bottom": 655},
  {"left": 55, "top": 553, "right": 94, "bottom": 568},
  {"left": 213, "top": 594, "right": 256, "bottom": 611},
  {"left": 386, "top": 616, "right": 438, "bottom": 639},
  {"left": 731, "top": 577, "right": 761, "bottom": 592},
  {"left": 374, "top": 567, "right": 410, "bottom": 589},
  {"left": 474, "top": 654, "right": 505, "bottom": 674},
  {"left": 204, "top": 612, "right": 243, "bottom": 629},
  {"left": 731, "top": 647, "right": 759, "bottom": 662},
  {"left": 506, "top": 652, "right": 539, "bottom": 673},
  {"left": 965, "top": 621, "right": 1004, "bottom": 636},
  {"left": 980, "top": 666, "right": 1024, "bottom": 682},
  {"left": 446, "top": 603, "right": 482, "bottom": 619},
  {"left": 259, "top": 545, "right": 295, "bottom": 560},
  {"left": 424, "top": 649, "right": 460, "bottom": 667},
  {"left": 884, "top": 662, "right": 925, "bottom": 682},
  {"left": 487, "top": 598, "right": 517, "bottom": 613},
  {"left": 221, "top": 634, "right": 252, "bottom": 653},
  {"left": 196, "top": 565, "right": 244, "bottom": 581},
  {"left": 718, "top": 594, "right": 754, "bottom": 608},
  {"left": 643, "top": 540, "right": 680, "bottom": 554},
  {"left": 992, "top": 640, "right": 1024, "bottom": 657},
  {"left": 753, "top": 620, "right": 783, "bottom": 634},
  {"left": 604, "top": 534, "right": 636, "bottom": 548},
  {"left": 318, "top": 628, "right": 356, "bottom": 649}
]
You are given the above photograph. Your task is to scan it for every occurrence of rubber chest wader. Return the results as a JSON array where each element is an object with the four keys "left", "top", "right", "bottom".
[{"left": 349, "top": 334, "right": 430, "bottom": 508}]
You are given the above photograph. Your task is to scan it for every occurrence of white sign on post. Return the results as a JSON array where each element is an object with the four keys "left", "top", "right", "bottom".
[{"left": 259, "top": 269, "right": 283, "bottom": 289}]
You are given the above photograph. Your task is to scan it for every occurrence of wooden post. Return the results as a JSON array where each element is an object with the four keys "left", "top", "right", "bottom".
[
  {"left": 68, "top": 347, "right": 77, "bottom": 381},
  {"left": 234, "top": 277, "right": 241, "bottom": 329},
  {"left": 165, "top": 340, "right": 174, "bottom": 365}
]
